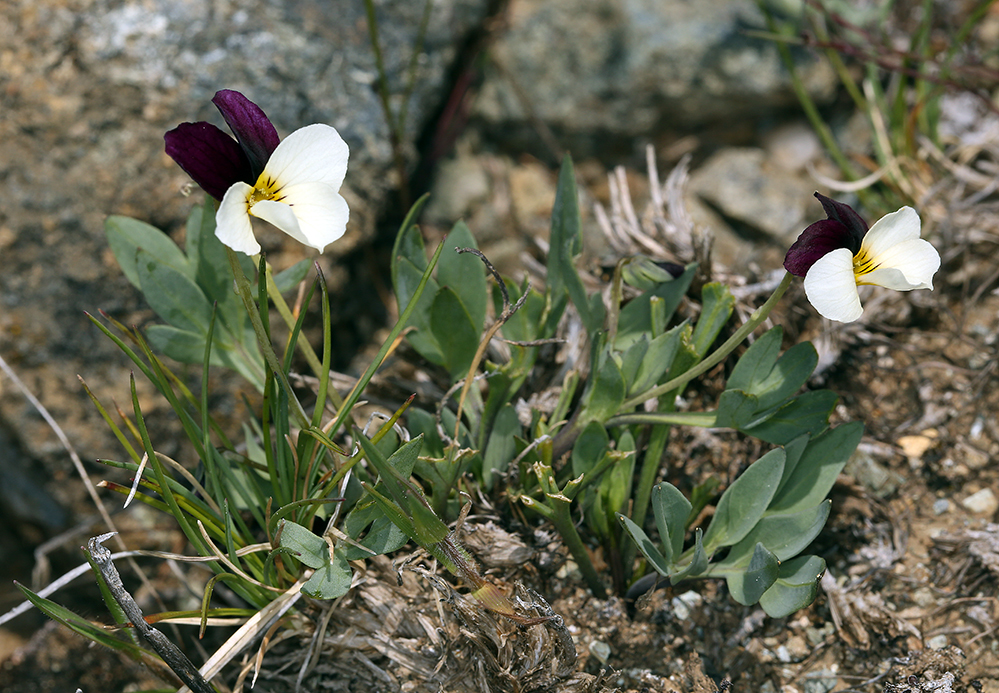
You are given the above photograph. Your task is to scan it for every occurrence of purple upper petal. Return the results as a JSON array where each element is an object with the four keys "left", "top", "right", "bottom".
[
  {"left": 212, "top": 90, "right": 280, "bottom": 180},
  {"left": 164, "top": 122, "right": 253, "bottom": 200},
  {"left": 783, "top": 193, "right": 870, "bottom": 277},
  {"left": 783, "top": 219, "right": 858, "bottom": 277},
  {"left": 813, "top": 192, "right": 867, "bottom": 252}
]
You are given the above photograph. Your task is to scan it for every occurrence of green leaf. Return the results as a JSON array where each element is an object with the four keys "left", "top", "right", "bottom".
[
  {"left": 430, "top": 286, "right": 479, "bottom": 381},
  {"left": 342, "top": 509, "right": 409, "bottom": 560},
  {"left": 721, "top": 500, "right": 831, "bottom": 567},
  {"left": 548, "top": 154, "right": 604, "bottom": 333},
  {"left": 482, "top": 404, "right": 521, "bottom": 489},
  {"left": 651, "top": 482, "right": 692, "bottom": 564},
  {"left": 621, "top": 255, "right": 681, "bottom": 290},
  {"left": 758, "top": 555, "right": 826, "bottom": 618},
  {"left": 742, "top": 389, "right": 837, "bottom": 444},
  {"left": 185, "top": 197, "right": 252, "bottom": 332},
  {"left": 273, "top": 259, "right": 312, "bottom": 294},
  {"left": 702, "top": 448, "right": 785, "bottom": 554},
  {"left": 629, "top": 323, "right": 686, "bottom": 396},
  {"left": 391, "top": 194, "right": 432, "bottom": 279},
  {"left": 616, "top": 336, "right": 649, "bottom": 393},
  {"left": 726, "top": 543, "right": 780, "bottom": 605},
  {"left": 581, "top": 349, "right": 627, "bottom": 422},
  {"left": 727, "top": 327, "right": 818, "bottom": 412},
  {"left": 394, "top": 256, "right": 443, "bottom": 365},
  {"left": 767, "top": 422, "right": 862, "bottom": 514},
  {"left": 277, "top": 520, "right": 329, "bottom": 569},
  {"left": 135, "top": 249, "right": 214, "bottom": 335},
  {"left": 689, "top": 283, "right": 735, "bottom": 356},
  {"left": 615, "top": 265, "right": 696, "bottom": 351},
  {"left": 572, "top": 421, "right": 610, "bottom": 478},
  {"left": 436, "top": 221, "right": 487, "bottom": 334},
  {"left": 106, "top": 215, "right": 193, "bottom": 289},
  {"left": 146, "top": 325, "right": 212, "bottom": 364},
  {"left": 618, "top": 514, "right": 671, "bottom": 576},
  {"left": 669, "top": 528, "right": 709, "bottom": 582},
  {"left": 303, "top": 551, "right": 353, "bottom": 599}
]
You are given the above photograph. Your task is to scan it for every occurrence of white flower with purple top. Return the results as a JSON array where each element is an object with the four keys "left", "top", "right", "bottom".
[
  {"left": 784, "top": 193, "right": 941, "bottom": 322},
  {"left": 164, "top": 89, "right": 349, "bottom": 256}
]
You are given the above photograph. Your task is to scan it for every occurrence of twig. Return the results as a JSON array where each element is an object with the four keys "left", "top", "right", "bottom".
[{"left": 87, "top": 533, "right": 217, "bottom": 693}]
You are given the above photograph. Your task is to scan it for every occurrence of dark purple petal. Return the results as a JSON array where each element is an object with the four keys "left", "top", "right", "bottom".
[
  {"left": 212, "top": 90, "right": 280, "bottom": 180},
  {"left": 813, "top": 192, "right": 866, "bottom": 253},
  {"left": 783, "top": 219, "right": 856, "bottom": 276},
  {"left": 164, "top": 122, "right": 253, "bottom": 200}
]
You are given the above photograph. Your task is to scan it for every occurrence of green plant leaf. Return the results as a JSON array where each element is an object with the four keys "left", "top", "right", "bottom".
[
  {"left": 720, "top": 500, "right": 831, "bottom": 568},
  {"left": 430, "top": 286, "right": 479, "bottom": 381},
  {"left": 689, "top": 282, "right": 735, "bottom": 356},
  {"left": 482, "top": 404, "right": 521, "bottom": 489},
  {"left": 629, "top": 323, "right": 686, "bottom": 396},
  {"left": 616, "top": 336, "right": 649, "bottom": 392},
  {"left": 726, "top": 543, "right": 780, "bottom": 605},
  {"left": 727, "top": 327, "right": 818, "bottom": 412},
  {"left": 14, "top": 582, "right": 153, "bottom": 661},
  {"left": 548, "top": 154, "right": 604, "bottom": 333},
  {"left": 436, "top": 221, "right": 487, "bottom": 334},
  {"left": 702, "top": 448, "right": 785, "bottom": 555},
  {"left": 615, "top": 265, "right": 696, "bottom": 351},
  {"left": 276, "top": 520, "right": 330, "bottom": 569},
  {"left": 342, "top": 506, "right": 409, "bottom": 560},
  {"left": 495, "top": 277, "right": 545, "bottom": 343},
  {"left": 618, "top": 514, "right": 671, "bottom": 576},
  {"left": 135, "top": 249, "right": 214, "bottom": 335},
  {"left": 669, "top": 527, "right": 709, "bottom": 582},
  {"left": 303, "top": 551, "right": 353, "bottom": 600},
  {"left": 581, "top": 348, "right": 626, "bottom": 423},
  {"left": 758, "top": 555, "right": 826, "bottom": 618},
  {"left": 394, "top": 256, "right": 443, "bottom": 365},
  {"left": 767, "top": 422, "right": 863, "bottom": 514},
  {"left": 273, "top": 259, "right": 312, "bottom": 294},
  {"left": 651, "top": 481, "right": 692, "bottom": 564},
  {"left": 742, "top": 389, "right": 837, "bottom": 444},
  {"left": 572, "top": 421, "right": 610, "bottom": 478},
  {"left": 106, "top": 215, "right": 193, "bottom": 289}
]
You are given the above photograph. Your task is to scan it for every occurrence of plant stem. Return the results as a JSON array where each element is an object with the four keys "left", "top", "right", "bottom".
[
  {"left": 226, "top": 249, "right": 310, "bottom": 429},
  {"left": 621, "top": 272, "right": 793, "bottom": 410},
  {"left": 550, "top": 501, "right": 607, "bottom": 599}
]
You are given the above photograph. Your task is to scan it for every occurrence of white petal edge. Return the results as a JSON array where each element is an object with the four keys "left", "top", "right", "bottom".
[
  {"left": 263, "top": 124, "right": 349, "bottom": 191},
  {"left": 859, "top": 238, "right": 940, "bottom": 290},
  {"left": 216, "top": 182, "right": 261, "bottom": 255},
  {"left": 277, "top": 181, "right": 350, "bottom": 252},
  {"left": 803, "top": 248, "right": 864, "bottom": 322},
  {"left": 860, "top": 206, "right": 921, "bottom": 260}
]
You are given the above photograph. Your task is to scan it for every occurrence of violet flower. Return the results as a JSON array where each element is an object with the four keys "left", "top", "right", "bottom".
[
  {"left": 784, "top": 193, "right": 940, "bottom": 322},
  {"left": 165, "top": 90, "right": 349, "bottom": 255}
]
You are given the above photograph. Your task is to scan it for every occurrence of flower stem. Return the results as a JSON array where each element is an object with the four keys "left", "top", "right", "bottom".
[
  {"left": 621, "top": 272, "right": 793, "bottom": 410},
  {"left": 226, "top": 248, "right": 310, "bottom": 429}
]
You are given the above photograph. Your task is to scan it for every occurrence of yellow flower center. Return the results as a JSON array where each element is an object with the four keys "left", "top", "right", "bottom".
[
  {"left": 247, "top": 174, "right": 284, "bottom": 206},
  {"left": 852, "top": 247, "right": 880, "bottom": 285}
]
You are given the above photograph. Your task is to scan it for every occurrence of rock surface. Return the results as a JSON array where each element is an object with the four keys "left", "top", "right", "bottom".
[{"left": 472, "top": 0, "right": 836, "bottom": 156}]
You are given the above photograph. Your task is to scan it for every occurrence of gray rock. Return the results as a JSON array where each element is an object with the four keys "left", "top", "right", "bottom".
[{"left": 473, "top": 0, "right": 836, "bottom": 154}]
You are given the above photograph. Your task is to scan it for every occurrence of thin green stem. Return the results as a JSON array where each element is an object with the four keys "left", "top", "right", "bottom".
[
  {"left": 549, "top": 501, "right": 607, "bottom": 599},
  {"left": 225, "top": 248, "right": 309, "bottom": 429},
  {"left": 622, "top": 272, "right": 793, "bottom": 410}
]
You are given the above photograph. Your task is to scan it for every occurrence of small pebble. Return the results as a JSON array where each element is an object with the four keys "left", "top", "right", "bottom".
[
  {"left": 589, "top": 640, "right": 611, "bottom": 664},
  {"left": 932, "top": 498, "right": 950, "bottom": 515},
  {"left": 927, "top": 634, "right": 950, "bottom": 649},
  {"left": 961, "top": 488, "right": 998, "bottom": 515}
]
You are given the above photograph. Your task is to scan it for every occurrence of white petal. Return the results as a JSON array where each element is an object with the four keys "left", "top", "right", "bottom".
[
  {"left": 250, "top": 199, "right": 305, "bottom": 246},
  {"left": 278, "top": 182, "right": 350, "bottom": 252},
  {"left": 216, "top": 182, "right": 261, "bottom": 255},
  {"left": 263, "top": 124, "right": 349, "bottom": 191},
  {"left": 859, "top": 238, "right": 940, "bottom": 290},
  {"left": 803, "top": 248, "right": 864, "bottom": 322},
  {"left": 860, "top": 206, "right": 921, "bottom": 259}
]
